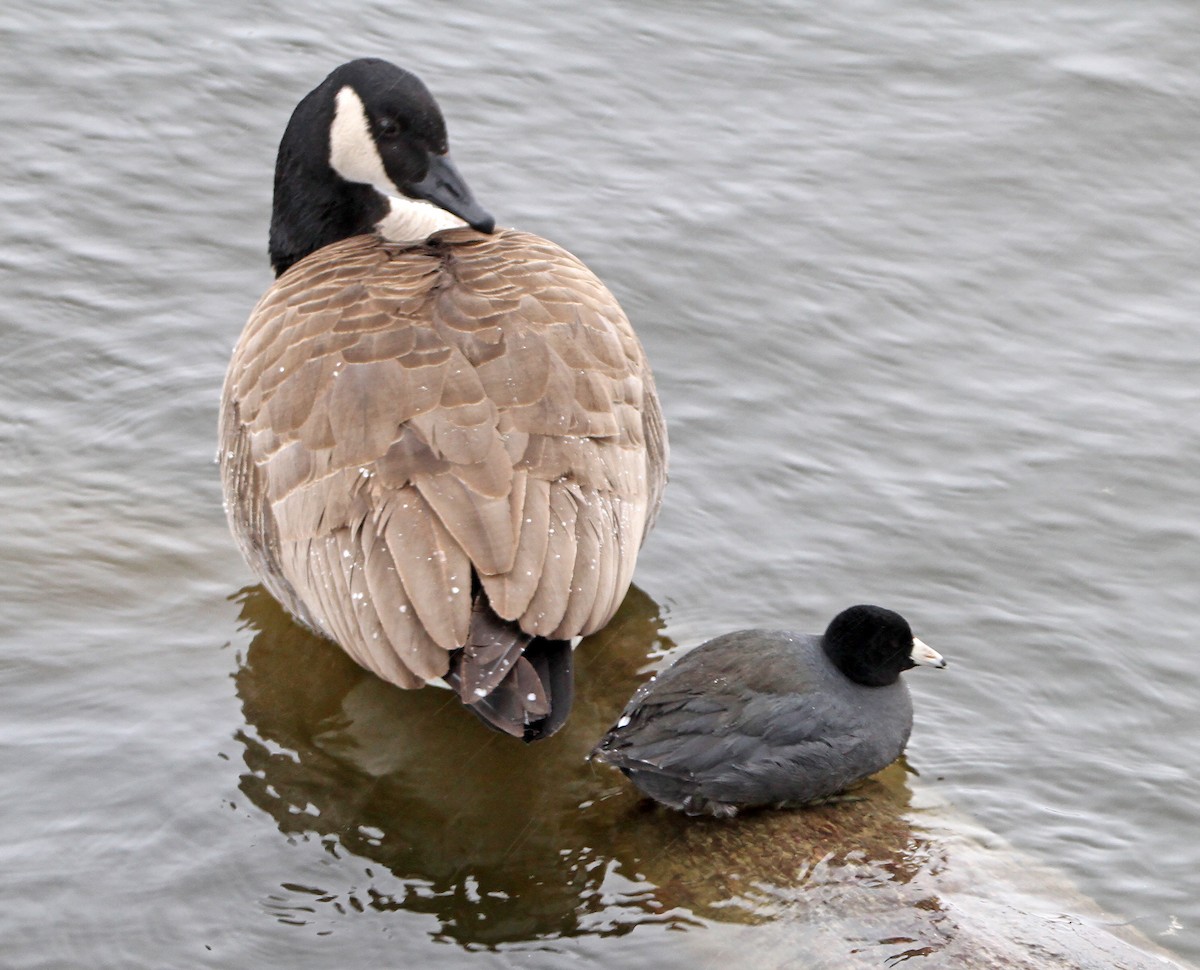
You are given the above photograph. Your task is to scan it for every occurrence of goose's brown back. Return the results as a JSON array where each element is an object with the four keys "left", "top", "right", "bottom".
[{"left": 219, "top": 227, "right": 666, "bottom": 699}]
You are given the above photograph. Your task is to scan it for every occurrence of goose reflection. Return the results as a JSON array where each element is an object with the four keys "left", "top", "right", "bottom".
[
  {"left": 232, "top": 582, "right": 693, "bottom": 944},
  {"left": 229, "top": 585, "right": 944, "bottom": 953}
]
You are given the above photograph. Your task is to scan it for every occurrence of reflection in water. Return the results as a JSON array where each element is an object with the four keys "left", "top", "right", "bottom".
[
  {"left": 230, "top": 588, "right": 1181, "bottom": 967},
  {"left": 229, "top": 584, "right": 950, "bottom": 956},
  {"left": 231, "top": 583, "right": 690, "bottom": 945}
]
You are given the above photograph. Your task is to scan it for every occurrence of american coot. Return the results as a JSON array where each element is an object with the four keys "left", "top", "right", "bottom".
[
  {"left": 220, "top": 59, "right": 667, "bottom": 742},
  {"left": 591, "top": 605, "right": 945, "bottom": 817}
]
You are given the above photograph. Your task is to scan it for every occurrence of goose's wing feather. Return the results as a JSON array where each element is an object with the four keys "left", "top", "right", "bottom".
[{"left": 220, "top": 228, "right": 666, "bottom": 686}]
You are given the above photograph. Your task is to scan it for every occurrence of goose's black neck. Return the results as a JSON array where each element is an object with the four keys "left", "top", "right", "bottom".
[{"left": 267, "top": 81, "right": 387, "bottom": 277}]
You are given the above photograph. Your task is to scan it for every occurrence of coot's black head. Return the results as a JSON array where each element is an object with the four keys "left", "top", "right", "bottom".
[
  {"left": 821, "top": 605, "right": 945, "bottom": 687},
  {"left": 269, "top": 58, "right": 495, "bottom": 275}
]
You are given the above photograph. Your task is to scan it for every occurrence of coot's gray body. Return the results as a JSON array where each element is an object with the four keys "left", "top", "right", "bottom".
[{"left": 592, "top": 606, "right": 944, "bottom": 817}]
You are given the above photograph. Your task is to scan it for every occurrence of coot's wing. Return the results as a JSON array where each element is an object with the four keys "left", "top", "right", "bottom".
[{"left": 596, "top": 684, "right": 856, "bottom": 776}]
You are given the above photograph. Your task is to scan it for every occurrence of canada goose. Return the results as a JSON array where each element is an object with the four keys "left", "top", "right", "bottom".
[
  {"left": 219, "top": 58, "right": 667, "bottom": 741},
  {"left": 592, "top": 606, "right": 945, "bottom": 816}
]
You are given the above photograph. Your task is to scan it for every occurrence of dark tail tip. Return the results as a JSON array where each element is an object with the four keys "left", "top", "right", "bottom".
[
  {"left": 447, "top": 588, "right": 576, "bottom": 741},
  {"left": 447, "top": 636, "right": 574, "bottom": 742},
  {"left": 516, "top": 638, "right": 574, "bottom": 741}
]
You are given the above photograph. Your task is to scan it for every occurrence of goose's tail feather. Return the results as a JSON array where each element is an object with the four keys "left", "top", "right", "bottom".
[{"left": 445, "top": 593, "right": 574, "bottom": 742}]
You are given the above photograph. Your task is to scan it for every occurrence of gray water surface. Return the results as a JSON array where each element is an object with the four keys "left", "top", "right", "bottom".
[{"left": 2, "top": 1, "right": 1198, "bottom": 967}]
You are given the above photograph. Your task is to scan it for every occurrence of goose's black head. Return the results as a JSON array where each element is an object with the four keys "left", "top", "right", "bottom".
[
  {"left": 821, "top": 605, "right": 945, "bottom": 687},
  {"left": 268, "top": 58, "right": 495, "bottom": 276}
]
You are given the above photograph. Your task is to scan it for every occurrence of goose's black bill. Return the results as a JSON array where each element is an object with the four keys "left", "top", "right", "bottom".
[{"left": 408, "top": 152, "right": 495, "bottom": 233}]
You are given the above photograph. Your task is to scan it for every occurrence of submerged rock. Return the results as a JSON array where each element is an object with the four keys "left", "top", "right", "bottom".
[{"left": 601, "top": 766, "right": 1188, "bottom": 969}]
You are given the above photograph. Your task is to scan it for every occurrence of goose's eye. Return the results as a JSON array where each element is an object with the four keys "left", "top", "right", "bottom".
[{"left": 377, "top": 118, "right": 404, "bottom": 139}]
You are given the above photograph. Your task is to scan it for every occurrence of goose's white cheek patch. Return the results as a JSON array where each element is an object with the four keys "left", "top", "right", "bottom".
[
  {"left": 328, "top": 85, "right": 468, "bottom": 243},
  {"left": 329, "top": 86, "right": 401, "bottom": 194}
]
